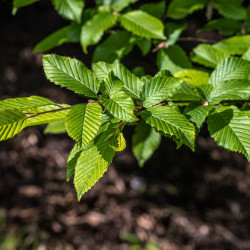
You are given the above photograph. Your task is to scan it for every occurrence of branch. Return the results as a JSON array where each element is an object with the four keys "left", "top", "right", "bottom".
[
  {"left": 178, "top": 37, "right": 218, "bottom": 44},
  {"left": 25, "top": 106, "right": 71, "bottom": 118}
]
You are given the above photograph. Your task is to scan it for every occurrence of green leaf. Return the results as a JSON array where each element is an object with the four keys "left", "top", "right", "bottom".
[
  {"left": 132, "top": 67, "right": 145, "bottom": 77},
  {"left": 191, "top": 44, "right": 231, "bottom": 68},
  {"left": 100, "top": 91, "right": 136, "bottom": 122},
  {"left": 166, "top": 0, "right": 208, "bottom": 19},
  {"left": 157, "top": 45, "right": 192, "bottom": 74},
  {"left": 113, "top": 63, "right": 144, "bottom": 99},
  {"left": 44, "top": 120, "right": 66, "bottom": 134},
  {"left": 112, "top": 0, "right": 138, "bottom": 11},
  {"left": 43, "top": 54, "right": 100, "bottom": 98},
  {"left": 67, "top": 143, "right": 83, "bottom": 181},
  {"left": 74, "top": 123, "right": 117, "bottom": 199},
  {"left": 165, "top": 22, "right": 187, "bottom": 46},
  {"left": 92, "top": 31, "right": 135, "bottom": 64},
  {"left": 142, "top": 76, "right": 183, "bottom": 108},
  {"left": 0, "top": 109, "right": 27, "bottom": 141},
  {"left": 100, "top": 72, "right": 123, "bottom": 97},
  {"left": 51, "top": 0, "right": 84, "bottom": 23},
  {"left": 174, "top": 69, "right": 209, "bottom": 86},
  {"left": 139, "top": 1, "right": 166, "bottom": 19},
  {"left": 214, "top": 35, "right": 250, "bottom": 55},
  {"left": 119, "top": 11, "right": 166, "bottom": 40},
  {"left": 213, "top": 0, "right": 246, "bottom": 20},
  {"left": 25, "top": 104, "right": 70, "bottom": 126},
  {"left": 140, "top": 106, "right": 196, "bottom": 150},
  {"left": 202, "top": 18, "right": 241, "bottom": 36},
  {"left": 0, "top": 96, "right": 53, "bottom": 110},
  {"left": 66, "top": 103, "right": 102, "bottom": 147},
  {"left": 81, "top": 11, "right": 117, "bottom": 53},
  {"left": 242, "top": 46, "right": 250, "bottom": 61},
  {"left": 207, "top": 106, "right": 250, "bottom": 161},
  {"left": 132, "top": 120, "right": 161, "bottom": 167},
  {"left": 34, "top": 26, "right": 70, "bottom": 53},
  {"left": 209, "top": 57, "right": 250, "bottom": 88},
  {"left": 93, "top": 61, "right": 114, "bottom": 81},
  {"left": 154, "top": 70, "right": 173, "bottom": 77},
  {"left": 184, "top": 102, "right": 213, "bottom": 130},
  {"left": 110, "top": 132, "right": 126, "bottom": 151},
  {"left": 12, "top": 0, "right": 39, "bottom": 14},
  {"left": 135, "top": 38, "right": 151, "bottom": 56}
]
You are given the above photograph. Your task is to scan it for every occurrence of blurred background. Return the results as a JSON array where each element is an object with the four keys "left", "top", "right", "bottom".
[{"left": 0, "top": 0, "right": 250, "bottom": 249}]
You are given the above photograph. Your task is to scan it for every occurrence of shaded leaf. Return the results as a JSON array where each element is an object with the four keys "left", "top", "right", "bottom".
[{"left": 44, "top": 120, "right": 66, "bottom": 134}]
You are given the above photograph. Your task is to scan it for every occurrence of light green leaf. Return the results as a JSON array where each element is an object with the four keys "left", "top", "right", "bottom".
[
  {"left": 207, "top": 106, "right": 250, "bottom": 161},
  {"left": 92, "top": 31, "right": 135, "bottom": 64},
  {"left": 119, "top": 10, "right": 166, "bottom": 40},
  {"left": 67, "top": 143, "right": 83, "bottom": 181},
  {"left": 184, "top": 102, "right": 213, "bottom": 130},
  {"left": 65, "top": 103, "right": 102, "bottom": 147},
  {"left": 157, "top": 45, "right": 192, "bottom": 74},
  {"left": 142, "top": 76, "right": 183, "bottom": 108},
  {"left": 140, "top": 106, "right": 196, "bottom": 150},
  {"left": 139, "top": 1, "right": 166, "bottom": 19},
  {"left": 12, "top": 0, "right": 39, "bottom": 14},
  {"left": 165, "top": 22, "right": 187, "bottom": 46},
  {"left": 44, "top": 120, "right": 66, "bottom": 134},
  {"left": 166, "top": 0, "right": 208, "bottom": 19},
  {"left": 191, "top": 44, "right": 231, "bottom": 68},
  {"left": 81, "top": 11, "right": 117, "bottom": 53},
  {"left": 132, "top": 120, "right": 161, "bottom": 167},
  {"left": 214, "top": 35, "right": 250, "bottom": 55},
  {"left": 74, "top": 124, "right": 117, "bottom": 199},
  {"left": 209, "top": 57, "right": 250, "bottom": 88},
  {"left": 43, "top": 54, "right": 100, "bottom": 98},
  {"left": 113, "top": 63, "right": 144, "bottom": 99},
  {"left": 0, "top": 109, "right": 27, "bottom": 141},
  {"left": 25, "top": 104, "right": 70, "bottom": 126},
  {"left": 154, "top": 70, "right": 172, "bottom": 77},
  {"left": 202, "top": 18, "right": 241, "bottom": 36},
  {"left": 0, "top": 96, "right": 53, "bottom": 110},
  {"left": 34, "top": 26, "right": 71, "bottom": 53},
  {"left": 100, "top": 72, "right": 123, "bottom": 97},
  {"left": 112, "top": 0, "right": 138, "bottom": 11},
  {"left": 51, "top": 0, "right": 84, "bottom": 23},
  {"left": 242, "top": 47, "right": 250, "bottom": 61},
  {"left": 93, "top": 61, "right": 114, "bottom": 81},
  {"left": 174, "top": 69, "right": 209, "bottom": 86},
  {"left": 213, "top": 0, "right": 246, "bottom": 20},
  {"left": 100, "top": 91, "right": 136, "bottom": 122},
  {"left": 110, "top": 132, "right": 126, "bottom": 151}
]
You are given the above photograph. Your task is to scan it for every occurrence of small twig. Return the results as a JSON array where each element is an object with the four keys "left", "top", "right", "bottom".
[
  {"left": 178, "top": 37, "right": 218, "bottom": 44},
  {"left": 152, "top": 41, "right": 168, "bottom": 53}
]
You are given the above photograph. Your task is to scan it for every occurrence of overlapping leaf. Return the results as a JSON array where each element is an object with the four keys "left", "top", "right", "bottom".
[
  {"left": 132, "top": 120, "right": 161, "bottom": 167},
  {"left": 44, "top": 120, "right": 66, "bottom": 134},
  {"left": 208, "top": 106, "right": 250, "bottom": 161},
  {"left": 12, "top": 0, "right": 39, "bottom": 14},
  {"left": 140, "top": 106, "right": 196, "bottom": 150},
  {"left": 81, "top": 11, "right": 117, "bottom": 53},
  {"left": 119, "top": 10, "right": 166, "bottom": 40},
  {"left": 43, "top": 54, "right": 100, "bottom": 98},
  {"left": 65, "top": 103, "right": 102, "bottom": 147}
]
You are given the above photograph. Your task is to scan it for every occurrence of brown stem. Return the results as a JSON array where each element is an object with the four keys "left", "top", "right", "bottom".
[
  {"left": 178, "top": 37, "right": 218, "bottom": 44},
  {"left": 25, "top": 106, "right": 71, "bottom": 118}
]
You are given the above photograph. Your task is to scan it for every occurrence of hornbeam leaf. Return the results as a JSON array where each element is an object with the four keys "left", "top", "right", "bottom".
[
  {"left": 100, "top": 91, "right": 136, "bottom": 122},
  {"left": 43, "top": 54, "right": 100, "bottom": 98},
  {"left": 65, "top": 103, "right": 102, "bottom": 147},
  {"left": 242, "top": 46, "right": 250, "bottom": 61},
  {"left": 207, "top": 106, "right": 250, "bottom": 161},
  {"left": 74, "top": 124, "right": 117, "bottom": 199},
  {"left": 140, "top": 106, "right": 196, "bottom": 150},
  {"left": 67, "top": 143, "right": 83, "bottom": 181},
  {"left": 81, "top": 11, "right": 117, "bottom": 53},
  {"left": 110, "top": 133, "right": 126, "bottom": 151},
  {"left": 209, "top": 57, "right": 250, "bottom": 88},
  {"left": 132, "top": 120, "right": 161, "bottom": 167},
  {"left": 25, "top": 104, "right": 70, "bottom": 126},
  {"left": 184, "top": 102, "right": 213, "bottom": 130},
  {"left": 142, "top": 76, "right": 183, "bottom": 108},
  {"left": 112, "top": 0, "right": 138, "bottom": 11},
  {"left": 113, "top": 63, "right": 144, "bottom": 99},
  {"left": 12, "top": 0, "right": 39, "bottom": 14},
  {"left": 44, "top": 120, "right": 66, "bottom": 134},
  {"left": 0, "top": 96, "right": 53, "bottom": 110},
  {"left": 93, "top": 61, "right": 114, "bottom": 81},
  {"left": 51, "top": 0, "right": 84, "bottom": 23},
  {"left": 191, "top": 44, "right": 231, "bottom": 68},
  {"left": 0, "top": 109, "right": 27, "bottom": 141},
  {"left": 119, "top": 11, "right": 166, "bottom": 40}
]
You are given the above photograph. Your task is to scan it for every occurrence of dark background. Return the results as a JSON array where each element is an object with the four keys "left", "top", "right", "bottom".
[{"left": 0, "top": 1, "right": 250, "bottom": 249}]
